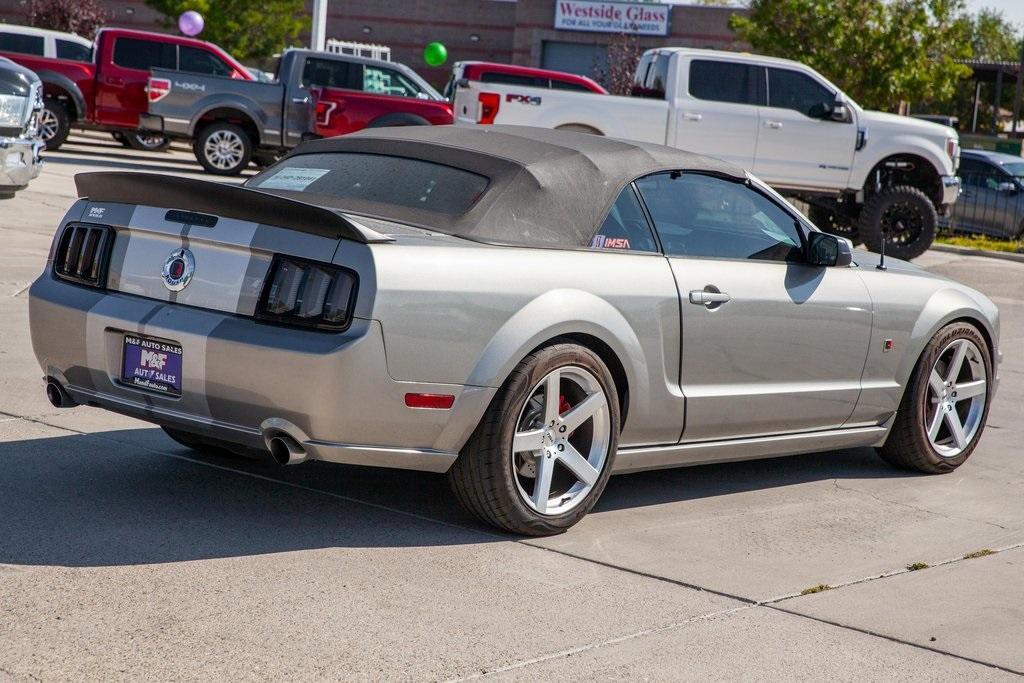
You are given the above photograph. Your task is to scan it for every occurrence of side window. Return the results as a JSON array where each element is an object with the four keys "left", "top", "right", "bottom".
[
  {"left": 301, "top": 58, "right": 360, "bottom": 89},
  {"left": 588, "top": 186, "right": 658, "bottom": 252},
  {"left": 689, "top": 60, "right": 761, "bottom": 105},
  {"left": 363, "top": 66, "right": 422, "bottom": 97},
  {"left": 632, "top": 52, "right": 669, "bottom": 99},
  {"left": 179, "top": 46, "right": 232, "bottom": 77},
  {"left": 635, "top": 172, "right": 803, "bottom": 262},
  {"left": 112, "top": 38, "right": 176, "bottom": 71},
  {"left": 957, "top": 159, "right": 987, "bottom": 189},
  {"left": 0, "top": 33, "right": 45, "bottom": 56},
  {"left": 56, "top": 39, "right": 92, "bottom": 62},
  {"left": 767, "top": 68, "right": 834, "bottom": 117}
]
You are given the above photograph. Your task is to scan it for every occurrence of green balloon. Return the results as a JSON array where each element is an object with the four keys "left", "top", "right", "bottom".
[{"left": 424, "top": 42, "right": 447, "bottom": 67}]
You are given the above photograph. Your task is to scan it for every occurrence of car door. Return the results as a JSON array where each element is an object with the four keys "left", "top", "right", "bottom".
[
  {"left": 634, "top": 171, "right": 872, "bottom": 442},
  {"left": 96, "top": 36, "right": 176, "bottom": 128},
  {"left": 954, "top": 158, "right": 998, "bottom": 234},
  {"left": 673, "top": 57, "right": 762, "bottom": 170},
  {"left": 753, "top": 66, "right": 858, "bottom": 191}
]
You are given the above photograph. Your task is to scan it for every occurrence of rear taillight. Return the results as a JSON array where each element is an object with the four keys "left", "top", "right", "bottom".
[
  {"left": 256, "top": 255, "right": 357, "bottom": 331},
  {"left": 314, "top": 99, "right": 337, "bottom": 127},
  {"left": 477, "top": 91, "right": 500, "bottom": 124},
  {"left": 54, "top": 223, "right": 112, "bottom": 287},
  {"left": 147, "top": 77, "right": 171, "bottom": 103}
]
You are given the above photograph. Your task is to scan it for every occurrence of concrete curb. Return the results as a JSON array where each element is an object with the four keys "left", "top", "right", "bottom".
[{"left": 930, "top": 243, "right": 1024, "bottom": 264}]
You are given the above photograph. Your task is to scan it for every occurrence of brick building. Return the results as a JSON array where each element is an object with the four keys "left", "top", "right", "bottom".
[{"left": 0, "top": 0, "right": 747, "bottom": 85}]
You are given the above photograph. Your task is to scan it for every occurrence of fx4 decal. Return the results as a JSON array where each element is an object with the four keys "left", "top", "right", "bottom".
[{"left": 506, "top": 93, "right": 542, "bottom": 105}]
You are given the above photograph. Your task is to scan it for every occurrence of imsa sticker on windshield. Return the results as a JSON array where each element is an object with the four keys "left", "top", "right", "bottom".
[{"left": 257, "top": 167, "right": 330, "bottom": 191}]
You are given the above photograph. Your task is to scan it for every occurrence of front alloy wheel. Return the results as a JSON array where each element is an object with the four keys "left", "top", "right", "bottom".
[
  {"left": 924, "top": 338, "right": 987, "bottom": 458},
  {"left": 878, "top": 321, "right": 991, "bottom": 473},
  {"left": 449, "top": 343, "right": 620, "bottom": 535}
]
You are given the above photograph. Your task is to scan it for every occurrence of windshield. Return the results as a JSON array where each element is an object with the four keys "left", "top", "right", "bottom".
[{"left": 247, "top": 152, "right": 489, "bottom": 217}]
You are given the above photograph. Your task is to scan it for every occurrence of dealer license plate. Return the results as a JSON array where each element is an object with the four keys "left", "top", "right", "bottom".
[{"left": 121, "top": 334, "right": 183, "bottom": 395}]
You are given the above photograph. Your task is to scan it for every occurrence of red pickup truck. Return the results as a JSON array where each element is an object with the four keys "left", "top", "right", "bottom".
[{"left": 0, "top": 26, "right": 250, "bottom": 151}]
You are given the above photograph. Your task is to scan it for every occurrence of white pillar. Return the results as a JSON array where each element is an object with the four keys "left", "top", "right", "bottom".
[{"left": 311, "top": 0, "right": 328, "bottom": 52}]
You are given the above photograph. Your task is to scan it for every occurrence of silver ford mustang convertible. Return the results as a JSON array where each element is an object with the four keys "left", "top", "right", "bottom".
[{"left": 30, "top": 126, "right": 1000, "bottom": 535}]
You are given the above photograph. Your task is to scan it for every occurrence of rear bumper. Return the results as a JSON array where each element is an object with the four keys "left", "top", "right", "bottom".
[
  {"left": 29, "top": 275, "right": 494, "bottom": 472},
  {"left": 0, "top": 136, "right": 43, "bottom": 193}
]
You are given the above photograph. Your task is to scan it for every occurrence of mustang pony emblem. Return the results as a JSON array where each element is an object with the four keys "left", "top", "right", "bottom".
[{"left": 162, "top": 248, "right": 195, "bottom": 292}]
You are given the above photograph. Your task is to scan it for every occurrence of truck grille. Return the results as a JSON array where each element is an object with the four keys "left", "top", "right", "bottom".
[{"left": 54, "top": 223, "right": 112, "bottom": 287}]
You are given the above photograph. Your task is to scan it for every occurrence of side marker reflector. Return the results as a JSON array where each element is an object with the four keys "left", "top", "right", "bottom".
[{"left": 404, "top": 393, "right": 455, "bottom": 410}]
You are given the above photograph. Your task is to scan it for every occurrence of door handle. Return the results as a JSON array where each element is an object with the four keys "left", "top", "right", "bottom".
[
  {"left": 689, "top": 289, "right": 731, "bottom": 306},
  {"left": 106, "top": 76, "right": 125, "bottom": 87},
  {"left": 682, "top": 112, "right": 702, "bottom": 121},
  {"left": 291, "top": 97, "right": 309, "bottom": 104},
  {"left": 763, "top": 120, "right": 783, "bottom": 129}
]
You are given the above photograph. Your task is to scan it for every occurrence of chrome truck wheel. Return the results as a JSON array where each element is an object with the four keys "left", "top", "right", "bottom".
[
  {"left": 448, "top": 343, "right": 620, "bottom": 535},
  {"left": 195, "top": 122, "right": 252, "bottom": 176}
]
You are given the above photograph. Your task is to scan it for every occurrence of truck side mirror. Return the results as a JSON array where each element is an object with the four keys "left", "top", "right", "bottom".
[
  {"left": 829, "top": 101, "right": 849, "bottom": 122},
  {"left": 997, "top": 181, "right": 1017, "bottom": 193}
]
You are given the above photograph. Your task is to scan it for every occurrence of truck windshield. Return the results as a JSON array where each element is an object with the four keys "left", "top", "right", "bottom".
[{"left": 247, "top": 152, "right": 489, "bottom": 216}]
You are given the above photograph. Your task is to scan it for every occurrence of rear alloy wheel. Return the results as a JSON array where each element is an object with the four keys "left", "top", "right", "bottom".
[
  {"left": 195, "top": 122, "right": 252, "bottom": 175},
  {"left": 878, "top": 322, "right": 991, "bottom": 473},
  {"left": 39, "top": 99, "right": 70, "bottom": 151},
  {"left": 859, "top": 185, "right": 937, "bottom": 260},
  {"left": 125, "top": 132, "right": 170, "bottom": 152},
  {"left": 448, "top": 343, "right": 619, "bottom": 535}
]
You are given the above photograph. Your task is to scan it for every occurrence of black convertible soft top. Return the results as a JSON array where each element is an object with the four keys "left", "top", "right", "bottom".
[{"left": 261, "top": 125, "right": 746, "bottom": 248}]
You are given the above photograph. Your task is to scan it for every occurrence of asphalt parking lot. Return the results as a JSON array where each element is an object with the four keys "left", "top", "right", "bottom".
[{"left": 1, "top": 133, "right": 1022, "bottom": 680}]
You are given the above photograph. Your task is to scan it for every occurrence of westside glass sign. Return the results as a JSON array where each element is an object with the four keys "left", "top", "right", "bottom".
[{"left": 553, "top": 0, "right": 671, "bottom": 36}]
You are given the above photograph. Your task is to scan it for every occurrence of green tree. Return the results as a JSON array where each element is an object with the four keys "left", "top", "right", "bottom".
[
  {"left": 967, "top": 8, "right": 1021, "bottom": 61},
  {"left": 143, "top": 0, "right": 309, "bottom": 62},
  {"left": 730, "top": 0, "right": 973, "bottom": 111}
]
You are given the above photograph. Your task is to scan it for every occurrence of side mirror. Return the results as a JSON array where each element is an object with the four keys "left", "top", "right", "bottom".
[
  {"left": 806, "top": 232, "right": 853, "bottom": 267},
  {"left": 808, "top": 102, "right": 830, "bottom": 119},
  {"left": 829, "top": 101, "right": 849, "bottom": 122},
  {"left": 997, "top": 181, "right": 1017, "bottom": 193}
]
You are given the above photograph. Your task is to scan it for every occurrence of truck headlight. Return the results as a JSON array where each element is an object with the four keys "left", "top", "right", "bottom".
[{"left": 0, "top": 94, "right": 27, "bottom": 128}]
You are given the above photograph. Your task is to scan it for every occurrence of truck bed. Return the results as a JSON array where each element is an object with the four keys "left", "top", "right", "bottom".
[{"left": 145, "top": 69, "right": 287, "bottom": 148}]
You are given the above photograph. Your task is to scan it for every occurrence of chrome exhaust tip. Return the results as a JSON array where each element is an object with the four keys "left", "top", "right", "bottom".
[
  {"left": 268, "top": 434, "right": 308, "bottom": 466},
  {"left": 45, "top": 379, "right": 75, "bottom": 408}
]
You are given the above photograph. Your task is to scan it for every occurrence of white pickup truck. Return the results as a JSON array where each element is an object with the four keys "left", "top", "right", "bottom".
[{"left": 452, "top": 48, "right": 961, "bottom": 260}]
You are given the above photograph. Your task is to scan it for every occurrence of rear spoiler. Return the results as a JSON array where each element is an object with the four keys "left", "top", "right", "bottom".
[{"left": 75, "top": 172, "right": 393, "bottom": 244}]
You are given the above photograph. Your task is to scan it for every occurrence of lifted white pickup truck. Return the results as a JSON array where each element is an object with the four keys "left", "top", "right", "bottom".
[{"left": 453, "top": 48, "right": 961, "bottom": 260}]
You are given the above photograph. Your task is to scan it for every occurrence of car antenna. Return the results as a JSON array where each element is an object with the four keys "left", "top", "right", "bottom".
[{"left": 875, "top": 170, "right": 887, "bottom": 271}]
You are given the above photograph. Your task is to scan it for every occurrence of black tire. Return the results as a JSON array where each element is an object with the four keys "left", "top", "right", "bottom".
[
  {"left": 877, "top": 322, "right": 992, "bottom": 473},
  {"left": 161, "top": 426, "right": 261, "bottom": 460},
  {"left": 125, "top": 131, "right": 170, "bottom": 152},
  {"left": 194, "top": 122, "right": 252, "bottom": 175},
  {"left": 365, "top": 112, "right": 431, "bottom": 128},
  {"left": 111, "top": 131, "right": 130, "bottom": 147},
  {"left": 40, "top": 99, "right": 70, "bottom": 151},
  {"left": 859, "top": 186, "right": 937, "bottom": 261},
  {"left": 448, "top": 343, "right": 620, "bottom": 536},
  {"left": 808, "top": 203, "right": 861, "bottom": 245}
]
